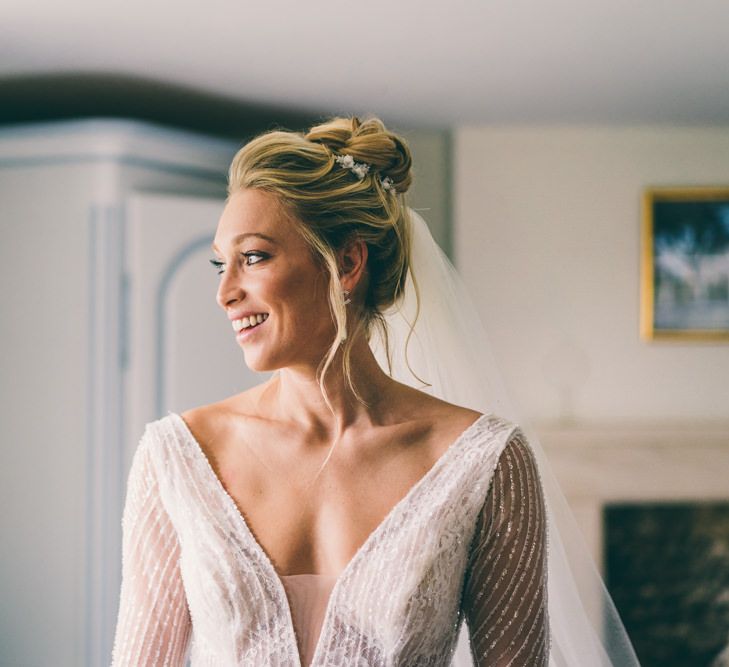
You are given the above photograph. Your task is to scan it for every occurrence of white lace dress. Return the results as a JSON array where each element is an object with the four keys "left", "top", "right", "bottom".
[{"left": 110, "top": 411, "right": 549, "bottom": 666}]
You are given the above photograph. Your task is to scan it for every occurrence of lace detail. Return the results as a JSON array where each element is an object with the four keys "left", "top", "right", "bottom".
[
  {"left": 462, "top": 429, "right": 549, "bottom": 666},
  {"left": 110, "top": 428, "right": 192, "bottom": 666},
  {"left": 111, "top": 413, "right": 549, "bottom": 666}
]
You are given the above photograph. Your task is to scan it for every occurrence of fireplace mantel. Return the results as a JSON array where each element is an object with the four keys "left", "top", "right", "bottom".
[{"left": 531, "top": 419, "right": 729, "bottom": 568}]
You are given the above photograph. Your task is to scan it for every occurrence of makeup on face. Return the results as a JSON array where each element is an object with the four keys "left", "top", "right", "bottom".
[{"left": 211, "top": 189, "right": 336, "bottom": 371}]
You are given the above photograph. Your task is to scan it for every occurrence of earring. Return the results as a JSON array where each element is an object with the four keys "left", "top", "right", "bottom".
[{"left": 343, "top": 289, "right": 351, "bottom": 305}]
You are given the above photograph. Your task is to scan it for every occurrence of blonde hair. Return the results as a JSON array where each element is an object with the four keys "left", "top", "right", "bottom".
[{"left": 226, "top": 115, "right": 423, "bottom": 416}]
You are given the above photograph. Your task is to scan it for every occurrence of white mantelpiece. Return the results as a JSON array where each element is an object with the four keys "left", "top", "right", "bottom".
[{"left": 536, "top": 419, "right": 729, "bottom": 570}]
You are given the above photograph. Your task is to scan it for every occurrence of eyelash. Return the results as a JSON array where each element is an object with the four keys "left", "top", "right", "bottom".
[{"left": 209, "top": 252, "right": 268, "bottom": 275}]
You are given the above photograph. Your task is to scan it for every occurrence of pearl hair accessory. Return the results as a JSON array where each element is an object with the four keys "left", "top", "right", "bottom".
[{"left": 334, "top": 153, "right": 397, "bottom": 192}]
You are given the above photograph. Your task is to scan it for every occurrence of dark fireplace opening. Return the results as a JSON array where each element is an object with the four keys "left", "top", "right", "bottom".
[{"left": 605, "top": 502, "right": 729, "bottom": 666}]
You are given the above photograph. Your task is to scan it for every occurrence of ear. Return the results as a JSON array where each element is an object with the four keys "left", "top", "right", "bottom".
[{"left": 337, "top": 235, "right": 368, "bottom": 292}]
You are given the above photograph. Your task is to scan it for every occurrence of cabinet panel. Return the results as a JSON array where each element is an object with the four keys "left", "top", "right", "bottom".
[{"left": 125, "top": 192, "right": 271, "bottom": 461}]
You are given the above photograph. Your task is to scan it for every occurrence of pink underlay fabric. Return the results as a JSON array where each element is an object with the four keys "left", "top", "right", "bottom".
[{"left": 280, "top": 573, "right": 338, "bottom": 666}]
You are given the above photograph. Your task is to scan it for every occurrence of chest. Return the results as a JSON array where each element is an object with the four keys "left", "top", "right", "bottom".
[
  {"left": 206, "top": 427, "right": 456, "bottom": 577},
  {"left": 153, "top": 411, "right": 513, "bottom": 665}
]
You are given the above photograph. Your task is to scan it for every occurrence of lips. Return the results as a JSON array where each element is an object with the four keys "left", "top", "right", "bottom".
[{"left": 236, "top": 317, "right": 267, "bottom": 339}]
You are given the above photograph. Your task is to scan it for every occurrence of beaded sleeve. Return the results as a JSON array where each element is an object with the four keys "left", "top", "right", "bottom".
[
  {"left": 461, "top": 429, "right": 550, "bottom": 666},
  {"left": 110, "top": 429, "right": 192, "bottom": 667}
]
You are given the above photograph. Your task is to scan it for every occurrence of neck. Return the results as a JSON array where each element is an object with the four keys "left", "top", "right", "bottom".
[{"left": 262, "top": 331, "right": 400, "bottom": 440}]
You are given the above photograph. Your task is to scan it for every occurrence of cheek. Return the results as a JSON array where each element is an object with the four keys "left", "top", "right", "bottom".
[
  {"left": 290, "top": 275, "right": 335, "bottom": 332},
  {"left": 308, "top": 272, "right": 335, "bottom": 315},
  {"left": 269, "top": 270, "right": 329, "bottom": 321}
]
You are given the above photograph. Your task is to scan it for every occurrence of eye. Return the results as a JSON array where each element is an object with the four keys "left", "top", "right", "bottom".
[
  {"left": 208, "top": 252, "right": 269, "bottom": 275},
  {"left": 243, "top": 251, "right": 268, "bottom": 266}
]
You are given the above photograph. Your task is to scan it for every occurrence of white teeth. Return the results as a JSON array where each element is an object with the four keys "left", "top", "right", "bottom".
[{"left": 232, "top": 313, "right": 268, "bottom": 332}]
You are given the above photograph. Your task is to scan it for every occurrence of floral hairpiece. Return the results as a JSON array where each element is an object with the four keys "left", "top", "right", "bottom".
[
  {"left": 334, "top": 153, "right": 397, "bottom": 193},
  {"left": 380, "top": 176, "right": 396, "bottom": 192},
  {"left": 335, "top": 153, "right": 369, "bottom": 179}
]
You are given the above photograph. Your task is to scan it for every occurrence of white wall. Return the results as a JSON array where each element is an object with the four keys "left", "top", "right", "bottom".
[
  {"left": 401, "top": 128, "right": 452, "bottom": 255},
  {"left": 454, "top": 126, "right": 729, "bottom": 424}
]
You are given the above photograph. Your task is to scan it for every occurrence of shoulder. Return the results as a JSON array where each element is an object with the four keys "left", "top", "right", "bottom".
[
  {"left": 178, "top": 403, "right": 236, "bottom": 459},
  {"left": 178, "top": 386, "right": 269, "bottom": 457},
  {"left": 181, "top": 379, "right": 269, "bottom": 425},
  {"left": 404, "top": 384, "right": 518, "bottom": 442},
  {"left": 395, "top": 382, "right": 484, "bottom": 426},
  {"left": 427, "top": 399, "right": 524, "bottom": 464},
  {"left": 498, "top": 426, "right": 540, "bottom": 474},
  {"left": 391, "top": 385, "right": 514, "bottom": 461},
  {"left": 179, "top": 403, "right": 220, "bottom": 443}
]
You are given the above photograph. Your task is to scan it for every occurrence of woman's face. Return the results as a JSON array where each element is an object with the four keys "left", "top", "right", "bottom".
[{"left": 212, "top": 188, "right": 336, "bottom": 372}]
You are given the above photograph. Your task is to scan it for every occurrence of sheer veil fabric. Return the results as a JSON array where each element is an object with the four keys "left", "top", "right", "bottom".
[{"left": 369, "top": 208, "right": 640, "bottom": 666}]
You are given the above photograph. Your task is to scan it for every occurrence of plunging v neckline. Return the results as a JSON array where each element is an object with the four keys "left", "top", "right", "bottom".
[{"left": 170, "top": 410, "right": 488, "bottom": 666}]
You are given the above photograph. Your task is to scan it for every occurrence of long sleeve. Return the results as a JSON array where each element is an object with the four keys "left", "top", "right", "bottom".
[
  {"left": 111, "top": 429, "right": 192, "bottom": 667},
  {"left": 461, "top": 429, "right": 549, "bottom": 666}
]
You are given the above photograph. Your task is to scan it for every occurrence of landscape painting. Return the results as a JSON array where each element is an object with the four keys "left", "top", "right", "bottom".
[{"left": 641, "top": 187, "right": 729, "bottom": 341}]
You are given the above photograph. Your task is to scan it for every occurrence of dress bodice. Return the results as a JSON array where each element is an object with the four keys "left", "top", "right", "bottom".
[{"left": 110, "top": 411, "right": 549, "bottom": 666}]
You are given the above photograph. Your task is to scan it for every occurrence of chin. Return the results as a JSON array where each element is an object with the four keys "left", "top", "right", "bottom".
[
  {"left": 241, "top": 350, "right": 281, "bottom": 374},
  {"left": 242, "top": 356, "right": 272, "bottom": 374}
]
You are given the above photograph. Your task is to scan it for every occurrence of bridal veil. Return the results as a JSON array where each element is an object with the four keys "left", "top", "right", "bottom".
[{"left": 369, "top": 207, "right": 640, "bottom": 666}]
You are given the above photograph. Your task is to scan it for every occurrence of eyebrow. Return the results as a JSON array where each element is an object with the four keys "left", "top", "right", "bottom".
[{"left": 211, "top": 232, "right": 278, "bottom": 252}]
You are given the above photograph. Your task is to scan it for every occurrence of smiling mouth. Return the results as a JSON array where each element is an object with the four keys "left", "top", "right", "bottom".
[{"left": 236, "top": 317, "right": 267, "bottom": 337}]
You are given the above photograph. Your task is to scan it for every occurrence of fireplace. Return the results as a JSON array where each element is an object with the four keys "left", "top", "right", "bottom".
[
  {"left": 605, "top": 502, "right": 729, "bottom": 665},
  {"left": 539, "top": 419, "right": 729, "bottom": 666}
]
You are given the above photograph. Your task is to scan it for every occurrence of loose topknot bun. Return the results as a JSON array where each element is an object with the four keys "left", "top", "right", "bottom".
[{"left": 305, "top": 117, "right": 413, "bottom": 196}]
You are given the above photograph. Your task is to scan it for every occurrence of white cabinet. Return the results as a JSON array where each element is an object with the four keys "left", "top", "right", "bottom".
[{"left": 0, "top": 118, "right": 256, "bottom": 666}]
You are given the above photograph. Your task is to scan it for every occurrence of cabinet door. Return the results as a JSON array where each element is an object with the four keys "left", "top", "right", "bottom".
[{"left": 125, "top": 192, "right": 272, "bottom": 459}]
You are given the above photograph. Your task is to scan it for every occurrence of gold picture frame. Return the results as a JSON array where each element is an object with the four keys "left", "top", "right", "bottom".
[{"left": 641, "top": 186, "right": 729, "bottom": 342}]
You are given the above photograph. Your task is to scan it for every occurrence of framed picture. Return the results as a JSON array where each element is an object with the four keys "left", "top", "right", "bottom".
[{"left": 641, "top": 187, "right": 729, "bottom": 341}]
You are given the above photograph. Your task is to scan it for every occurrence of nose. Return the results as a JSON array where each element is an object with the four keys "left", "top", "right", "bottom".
[{"left": 215, "top": 265, "right": 245, "bottom": 310}]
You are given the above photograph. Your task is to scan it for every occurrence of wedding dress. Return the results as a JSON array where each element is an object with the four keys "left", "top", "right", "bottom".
[
  {"left": 110, "top": 207, "right": 639, "bottom": 666},
  {"left": 111, "top": 410, "right": 546, "bottom": 666}
]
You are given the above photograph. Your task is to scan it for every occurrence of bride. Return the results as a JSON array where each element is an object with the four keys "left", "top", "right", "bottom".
[{"left": 111, "top": 116, "right": 639, "bottom": 665}]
